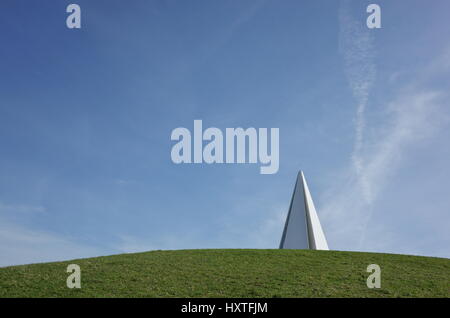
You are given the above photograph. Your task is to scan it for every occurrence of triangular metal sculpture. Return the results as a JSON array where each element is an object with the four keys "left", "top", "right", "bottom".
[{"left": 279, "top": 171, "right": 329, "bottom": 250}]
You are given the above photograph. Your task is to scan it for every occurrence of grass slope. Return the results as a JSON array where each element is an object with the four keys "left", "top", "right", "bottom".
[{"left": 0, "top": 249, "right": 449, "bottom": 297}]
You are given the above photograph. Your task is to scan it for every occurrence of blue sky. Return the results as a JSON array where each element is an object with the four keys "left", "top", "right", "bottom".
[{"left": 1, "top": 0, "right": 449, "bottom": 266}]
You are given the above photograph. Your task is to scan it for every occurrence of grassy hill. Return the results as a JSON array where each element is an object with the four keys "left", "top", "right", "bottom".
[{"left": 0, "top": 249, "right": 448, "bottom": 297}]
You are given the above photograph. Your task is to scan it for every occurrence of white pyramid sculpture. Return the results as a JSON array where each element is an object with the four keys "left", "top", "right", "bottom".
[{"left": 279, "top": 171, "right": 329, "bottom": 250}]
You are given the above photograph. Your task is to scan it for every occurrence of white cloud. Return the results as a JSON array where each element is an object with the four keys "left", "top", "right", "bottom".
[
  {"left": 339, "top": 0, "right": 376, "bottom": 205},
  {"left": 0, "top": 203, "right": 102, "bottom": 267},
  {"left": 323, "top": 8, "right": 450, "bottom": 255},
  {"left": 321, "top": 2, "right": 450, "bottom": 252},
  {"left": 113, "top": 203, "right": 287, "bottom": 254},
  {"left": 0, "top": 202, "right": 46, "bottom": 215},
  {"left": 0, "top": 220, "right": 103, "bottom": 267},
  {"left": 321, "top": 87, "right": 447, "bottom": 246}
]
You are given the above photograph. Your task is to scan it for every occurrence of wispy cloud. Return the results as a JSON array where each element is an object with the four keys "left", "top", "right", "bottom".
[
  {"left": 0, "top": 220, "right": 103, "bottom": 267},
  {"left": 216, "top": 203, "right": 286, "bottom": 249},
  {"left": 323, "top": 3, "right": 450, "bottom": 254},
  {"left": 339, "top": 0, "right": 376, "bottom": 204},
  {"left": 0, "top": 202, "right": 46, "bottom": 215},
  {"left": 322, "top": 87, "right": 447, "bottom": 247},
  {"left": 113, "top": 203, "right": 286, "bottom": 253},
  {"left": 0, "top": 203, "right": 102, "bottom": 267}
]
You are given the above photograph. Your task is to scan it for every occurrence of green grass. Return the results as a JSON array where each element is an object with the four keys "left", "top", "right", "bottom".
[{"left": 0, "top": 249, "right": 448, "bottom": 297}]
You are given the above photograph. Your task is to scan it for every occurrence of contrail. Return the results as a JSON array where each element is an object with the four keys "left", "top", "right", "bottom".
[
  {"left": 334, "top": 2, "right": 448, "bottom": 252},
  {"left": 338, "top": 0, "right": 376, "bottom": 205},
  {"left": 338, "top": 0, "right": 377, "bottom": 248}
]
